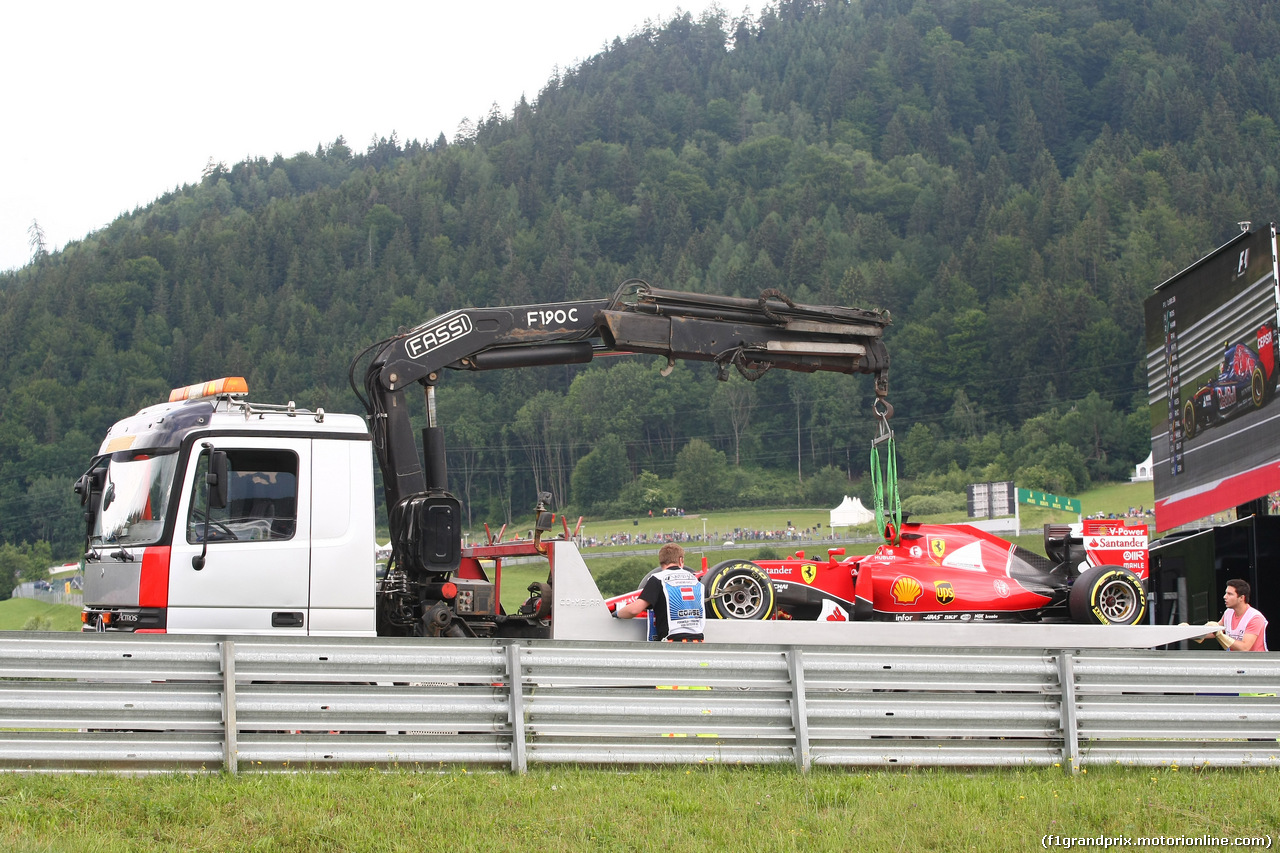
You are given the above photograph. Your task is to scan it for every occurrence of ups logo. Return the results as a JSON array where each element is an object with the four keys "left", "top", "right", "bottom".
[{"left": 934, "top": 581, "right": 955, "bottom": 605}]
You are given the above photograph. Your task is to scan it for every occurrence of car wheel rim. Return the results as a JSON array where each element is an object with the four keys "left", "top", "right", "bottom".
[
  {"left": 1097, "top": 579, "right": 1137, "bottom": 622},
  {"left": 720, "top": 577, "right": 764, "bottom": 618}
]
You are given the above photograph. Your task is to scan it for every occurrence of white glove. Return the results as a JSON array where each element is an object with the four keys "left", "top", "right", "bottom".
[{"left": 1216, "top": 629, "right": 1233, "bottom": 650}]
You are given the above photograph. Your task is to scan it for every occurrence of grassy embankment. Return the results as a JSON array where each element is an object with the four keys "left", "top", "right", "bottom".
[
  {"left": 0, "top": 764, "right": 1273, "bottom": 852},
  {"left": 0, "top": 597, "right": 83, "bottom": 632}
]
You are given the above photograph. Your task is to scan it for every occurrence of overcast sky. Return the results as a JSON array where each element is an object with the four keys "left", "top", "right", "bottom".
[{"left": 1, "top": 0, "right": 728, "bottom": 273}]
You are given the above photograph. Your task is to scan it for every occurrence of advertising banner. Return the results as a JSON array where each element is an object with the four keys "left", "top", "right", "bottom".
[{"left": 1016, "top": 488, "right": 1081, "bottom": 514}]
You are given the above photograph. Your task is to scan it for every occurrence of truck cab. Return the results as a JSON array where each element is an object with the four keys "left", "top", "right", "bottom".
[{"left": 78, "top": 378, "right": 378, "bottom": 636}]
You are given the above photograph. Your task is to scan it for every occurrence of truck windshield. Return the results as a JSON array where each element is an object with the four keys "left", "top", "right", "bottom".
[{"left": 90, "top": 450, "right": 179, "bottom": 547}]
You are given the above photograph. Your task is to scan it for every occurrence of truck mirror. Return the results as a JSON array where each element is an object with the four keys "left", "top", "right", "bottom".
[
  {"left": 75, "top": 471, "right": 103, "bottom": 538},
  {"left": 208, "top": 450, "right": 229, "bottom": 509},
  {"left": 73, "top": 472, "right": 98, "bottom": 507}
]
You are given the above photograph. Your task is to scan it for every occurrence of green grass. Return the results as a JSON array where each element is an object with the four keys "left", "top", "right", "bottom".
[
  {"left": 0, "top": 765, "right": 1272, "bottom": 852},
  {"left": 0, "top": 598, "right": 82, "bottom": 632},
  {"left": 484, "top": 479, "right": 1160, "bottom": 553}
]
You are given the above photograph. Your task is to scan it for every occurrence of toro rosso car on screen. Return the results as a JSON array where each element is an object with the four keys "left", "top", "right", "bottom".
[
  {"left": 1183, "top": 322, "right": 1279, "bottom": 439},
  {"left": 607, "top": 519, "right": 1149, "bottom": 626}
]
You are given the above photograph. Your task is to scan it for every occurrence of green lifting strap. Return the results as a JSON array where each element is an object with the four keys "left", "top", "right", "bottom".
[{"left": 870, "top": 406, "right": 901, "bottom": 545}]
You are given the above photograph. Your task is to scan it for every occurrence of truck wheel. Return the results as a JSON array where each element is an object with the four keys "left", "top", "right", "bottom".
[
  {"left": 1251, "top": 365, "right": 1267, "bottom": 408},
  {"left": 1068, "top": 566, "right": 1146, "bottom": 625},
  {"left": 703, "top": 560, "right": 775, "bottom": 620},
  {"left": 1182, "top": 399, "right": 1197, "bottom": 439}
]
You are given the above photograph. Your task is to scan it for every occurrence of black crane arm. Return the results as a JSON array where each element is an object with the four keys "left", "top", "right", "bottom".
[{"left": 353, "top": 280, "right": 890, "bottom": 578}]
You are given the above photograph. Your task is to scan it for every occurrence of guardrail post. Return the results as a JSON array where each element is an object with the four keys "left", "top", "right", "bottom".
[
  {"left": 221, "top": 640, "right": 237, "bottom": 775},
  {"left": 787, "top": 648, "right": 810, "bottom": 773},
  {"left": 506, "top": 642, "right": 527, "bottom": 774},
  {"left": 1056, "top": 650, "right": 1079, "bottom": 776}
]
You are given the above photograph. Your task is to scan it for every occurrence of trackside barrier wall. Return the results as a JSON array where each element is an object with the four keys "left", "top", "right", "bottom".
[{"left": 0, "top": 633, "right": 1273, "bottom": 774}]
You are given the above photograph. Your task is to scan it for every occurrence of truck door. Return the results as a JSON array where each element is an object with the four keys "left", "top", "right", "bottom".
[{"left": 168, "top": 437, "right": 312, "bottom": 634}]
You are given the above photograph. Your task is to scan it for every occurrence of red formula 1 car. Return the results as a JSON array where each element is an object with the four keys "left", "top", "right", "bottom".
[
  {"left": 1182, "top": 322, "right": 1279, "bottom": 439},
  {"left": 608, "top": 519, "right": 1149, "bottom": 626}
]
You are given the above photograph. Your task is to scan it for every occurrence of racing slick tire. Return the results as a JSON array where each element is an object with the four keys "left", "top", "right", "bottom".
[
  {"left": 703, "top": 560, "right": 776, "bottom": 620},
  {"left": 1251, "top": 364, "right": 1268, "bottom": 408},
  {"left": 1181, "top": 398, "right": 1198, "bottom": 439},
  {"left": 1067, "top": 566, "right": 1146, "bottom": 626}
]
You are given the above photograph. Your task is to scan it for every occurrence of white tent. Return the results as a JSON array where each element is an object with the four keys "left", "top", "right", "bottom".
[
  {"left": 829, "top": 495, "right": 875, "bottom": 527},
  {"left": 1130, "top": 452, "right": 1153, "bottom": 482}
]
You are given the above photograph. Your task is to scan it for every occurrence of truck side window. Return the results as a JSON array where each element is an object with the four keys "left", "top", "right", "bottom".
[{"left": 187, "top": 449, "right": 299, "bottom": 543}]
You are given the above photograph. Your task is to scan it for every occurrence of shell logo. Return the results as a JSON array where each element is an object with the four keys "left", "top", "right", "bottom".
[{"left": 890, "top": 575, "right": 924, "bottom": 605}]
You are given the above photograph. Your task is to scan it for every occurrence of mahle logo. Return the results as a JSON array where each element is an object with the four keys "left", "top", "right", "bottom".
[{"left": 406, "top": 314, "right": 473, "bottom": 360}]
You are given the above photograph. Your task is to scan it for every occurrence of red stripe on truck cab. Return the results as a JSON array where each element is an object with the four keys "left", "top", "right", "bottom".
[{"left": 139, "top": 546, "right": 170, "bottom": 607}]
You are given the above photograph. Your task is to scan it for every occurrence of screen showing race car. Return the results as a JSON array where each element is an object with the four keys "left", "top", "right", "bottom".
[{"left": 1143, "top": 224, "right": 1280, "bottom": 531}]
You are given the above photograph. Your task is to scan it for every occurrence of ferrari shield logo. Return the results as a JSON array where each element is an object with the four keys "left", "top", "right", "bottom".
[
  {"left": 801, "top": 564, "right": 817, "bottom": 584},
  {"left": 933, "top": 581, "right": 955, "bottom": 605},
  {"left": 930, "top": 538, "right": 946, "bottom": 560}
]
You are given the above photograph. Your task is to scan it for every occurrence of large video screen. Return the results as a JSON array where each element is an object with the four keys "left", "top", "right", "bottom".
[{"left": 1144, "top": 225, "right": 1280, "bottom": 531}]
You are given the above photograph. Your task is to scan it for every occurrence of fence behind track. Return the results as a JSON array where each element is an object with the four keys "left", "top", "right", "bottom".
[{"left": 0, "top": 633, "right": 1273, "bottom": 774}]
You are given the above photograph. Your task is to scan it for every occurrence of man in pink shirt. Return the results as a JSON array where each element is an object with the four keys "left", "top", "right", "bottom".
[{"left": 1200, "top": 579, "right": 1269, "bottom": 651}]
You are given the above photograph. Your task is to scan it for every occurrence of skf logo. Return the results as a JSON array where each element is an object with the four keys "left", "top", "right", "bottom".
[
  {"left": 406, "top": 314, "right": 473, "bottom": 359},
  {"left": 801, "top": 564, "right": 817, "bottom": 584},
  {"left": 930, "top": 538, "right": 946, "bottom": 560},
  {"left": 933, "top": 581, "right": 955, "bottom": 605},
  {"left": 890, "top": 575, "right": 923, "bottom": 605}
]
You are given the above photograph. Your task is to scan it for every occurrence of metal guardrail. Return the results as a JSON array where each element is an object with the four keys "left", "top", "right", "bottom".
[
  {"left": 10, "top": 581, "right": 83, "bottom": 608},
  {"left": 0, "top": 633, "right": 1273, "bottom": 775}
]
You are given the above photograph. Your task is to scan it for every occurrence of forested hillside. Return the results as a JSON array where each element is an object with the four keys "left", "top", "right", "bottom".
[{"left": 2, "top": 0, "right": 1278, "bottom": 568}]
